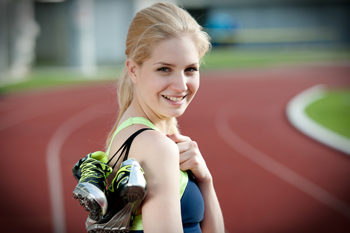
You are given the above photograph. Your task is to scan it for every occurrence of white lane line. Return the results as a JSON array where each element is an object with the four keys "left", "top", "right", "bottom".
[
  {"left": 286, "top": 84, "right": 350, "bottom": 155},
  {"left": 215, "top": 104, "right": 350, "bottom": 219},
  {"left": 46, "top": 102, "right": 110, "bottom": 233}
]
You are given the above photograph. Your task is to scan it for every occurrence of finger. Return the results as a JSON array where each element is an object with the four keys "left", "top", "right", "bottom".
[
  {"left": 179, "top": 153, "right": 193, "bottom": 171},
  {"left": 179, "top": 141, "right": 199, "bottom": 160},
  {"left": 179, "top": 155, "right": 201, "bottom": 173},
  {"left": 167, "top": 133, "right": 191, "bottom": 144},
  {"left": 179, "top": 140, "right": 198, "bottom": 153},
  {"left": 179, "top": 144, "right": 198, "bottom": 163},
  {"left": 179, "top": 150, "right": 191, "bottom": 164},
  {"left": 179, "top": 160, "right": 191, "bottom": 172},
  {"left": 177, "top": 141, "right": 191, "bottom": 154}
]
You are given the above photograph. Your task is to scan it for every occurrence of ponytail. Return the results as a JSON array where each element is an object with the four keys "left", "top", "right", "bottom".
[{"left": 106, "top": 66, "right": 133, "bottom": 147}]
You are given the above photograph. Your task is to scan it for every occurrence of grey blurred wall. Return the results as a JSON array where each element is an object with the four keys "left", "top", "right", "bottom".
[
  {"left": 94, "top": 0, "right": 133, "bottom": 65},
  {"left": 34, "top": 0, "right": 176, "bottom": 67},
  {"left": 35, "top": 0, "right": 134, "bottom": 67}
]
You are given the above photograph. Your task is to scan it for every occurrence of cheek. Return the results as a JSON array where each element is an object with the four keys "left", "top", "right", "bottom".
[
  {"left": 153, "top": 78, "right": 168, "bottom": 90},
  {"left": 189, "top": 77, "right": 200, "bottom": 95},
  {"left": 139, "top": 71, "right": 158, "bottom": 90},
  {"left": 140, "top": 75, "right": 167, "bottom": 99}
]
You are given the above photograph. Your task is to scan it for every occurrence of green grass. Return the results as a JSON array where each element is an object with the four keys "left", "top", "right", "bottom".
[
  {"left": 202, "top": 46, "right": 350, "bottom": 70},
  {"left": 305, "top": 89, "right": 350, "bottom": 139},
  {"left": 0, "top": 67, "right": 121, "bottom": 95}
]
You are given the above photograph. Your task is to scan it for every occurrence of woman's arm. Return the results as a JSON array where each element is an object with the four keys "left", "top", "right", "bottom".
[
  {"left": 197, "top": 176, "right": 225, "bottom": 233},
  {"left": 133, "top": 131, "right": 184, "bottom": 233},
  {"left": 168, "top": 133, "right": 225, "bottom": 233}
]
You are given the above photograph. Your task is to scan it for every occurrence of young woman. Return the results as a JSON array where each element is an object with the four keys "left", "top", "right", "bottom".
[{"left": 73, "top": 3, "right": 224, "bottom": 233}]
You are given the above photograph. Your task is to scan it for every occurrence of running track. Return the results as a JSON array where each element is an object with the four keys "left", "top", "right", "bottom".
[{"left": 0, "top": 65, "right": 349, "bottom": 233}]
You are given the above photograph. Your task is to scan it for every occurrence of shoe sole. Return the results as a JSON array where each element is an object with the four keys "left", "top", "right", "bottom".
[
  {"left": 86, "top": 185, "right": 146, "bottom": 233},
  {"left": 73, "top": 182, "right": 108, "bottom": 220}
]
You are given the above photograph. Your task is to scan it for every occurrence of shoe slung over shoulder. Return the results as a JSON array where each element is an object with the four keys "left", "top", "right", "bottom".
[
  {"left": 72, "top": 151, "right": 112, "bottom": 221},
  {"left": 86, "top": 128, "right": 152, "bottom": 233},
  {"left": 86, "top": 158, "right": 147, "bottom": 233}
]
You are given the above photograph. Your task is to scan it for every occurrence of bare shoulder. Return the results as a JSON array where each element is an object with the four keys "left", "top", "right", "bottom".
[
  {"left": 131, "top": 129, "right": 179, "bottom": 168},
  {"left": 128, "top": 129, "right": 183, "bottom": 232}
]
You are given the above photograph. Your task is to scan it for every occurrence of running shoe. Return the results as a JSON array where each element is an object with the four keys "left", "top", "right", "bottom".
[
  {"left": 72, "top": 151, "right": 112, "bottom": 220},
  {"left": 86, "top": 158, "right": 147, "bottom": 233}
]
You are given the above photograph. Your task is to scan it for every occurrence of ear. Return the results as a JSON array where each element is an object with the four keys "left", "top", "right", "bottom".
[{"left": 126, "top": 59, "right": 138, "bottom": 84}]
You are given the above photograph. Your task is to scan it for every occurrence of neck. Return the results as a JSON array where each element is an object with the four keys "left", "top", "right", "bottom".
[{"left": 124, "top": 99, "right": 175, "bottom": 135}]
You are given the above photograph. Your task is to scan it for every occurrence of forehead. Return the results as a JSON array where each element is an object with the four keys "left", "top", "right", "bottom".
[{"left": 148, "top": 36, "right": 199, "bottom": 66}]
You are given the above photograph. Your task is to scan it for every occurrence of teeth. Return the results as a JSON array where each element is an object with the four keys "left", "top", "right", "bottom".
[{"left": 163, "top": 95, "right": 184, "bottom": 102}]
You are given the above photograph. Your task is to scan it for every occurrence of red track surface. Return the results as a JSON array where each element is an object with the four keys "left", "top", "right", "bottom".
[{"left": 0, "top": 65, "right": 349, "bottom": 233}]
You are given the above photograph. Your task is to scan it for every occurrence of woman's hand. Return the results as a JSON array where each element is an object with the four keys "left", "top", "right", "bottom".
[
  {"left": 167, "top": 133, "right": 212, "bottom": 184},
  {"left": 167, "top": 133, "right": 225, "bottom": 233}
]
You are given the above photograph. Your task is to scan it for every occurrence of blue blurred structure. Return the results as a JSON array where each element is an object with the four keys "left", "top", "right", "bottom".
[
  {"left": 205, "top": 12, "right": 240, "bottom": 46},
  {"left": 184, "top": 0, "right": 350, "bottom": 47}
]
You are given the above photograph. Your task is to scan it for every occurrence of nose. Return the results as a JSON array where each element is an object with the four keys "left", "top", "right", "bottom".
[{"left": 171, "top": 72, "right": 187, "bottom": 93}]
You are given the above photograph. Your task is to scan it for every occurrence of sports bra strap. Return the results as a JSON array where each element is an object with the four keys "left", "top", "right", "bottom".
[
  {"left": 116, "top": 117, "right": 158, "bottom": 134},
  {"left": 107, "top": 128, "right": 153, "bottom": 169},
  {"left": 106, "top": 117, "right": 159, "bottom": 156}
]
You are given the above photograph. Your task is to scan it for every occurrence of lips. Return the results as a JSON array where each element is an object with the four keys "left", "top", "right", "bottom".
[{"left": 162, "top": 95, "right": 186, "bottom": 102}]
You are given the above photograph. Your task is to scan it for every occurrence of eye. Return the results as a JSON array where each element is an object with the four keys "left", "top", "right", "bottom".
[
  {"left": 185, "top": 67, "right": 198, "bottom": 73},
  {"left": 157, "top": 67, "right": 171, "bottom": 72}
]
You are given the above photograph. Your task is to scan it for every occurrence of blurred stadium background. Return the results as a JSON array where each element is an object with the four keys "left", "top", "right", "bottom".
[
  {"left": 0, "top": 0, "right": 349, "bottom": 88},
  {"left": 0, "top": 1, "right": 350, "bottom": 233}
]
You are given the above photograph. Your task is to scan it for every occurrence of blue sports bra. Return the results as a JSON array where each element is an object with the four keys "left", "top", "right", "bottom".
[{"left": 107, "top": 117, "right": 204, "bottom": 232}]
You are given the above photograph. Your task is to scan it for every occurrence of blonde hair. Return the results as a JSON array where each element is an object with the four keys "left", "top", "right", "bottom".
[{"left": 106, "top": 2, "right": 211, "bottom": 147}]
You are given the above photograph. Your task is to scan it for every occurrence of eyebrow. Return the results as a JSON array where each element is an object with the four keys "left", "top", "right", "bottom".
[
  {"left": 153, "top": 62, "right": 199, "bottom": 67},
  {"left": 153, "top": 62, "right": 175, "bottom": 67}
]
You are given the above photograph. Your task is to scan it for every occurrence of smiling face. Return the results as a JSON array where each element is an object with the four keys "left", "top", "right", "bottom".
[{"left": 130, "top": 36, "right": 200, "bottom": 120}]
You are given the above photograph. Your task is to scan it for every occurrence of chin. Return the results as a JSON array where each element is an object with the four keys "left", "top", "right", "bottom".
[{"left": 164, "top": 108, "right": 187, "bottom": 118}]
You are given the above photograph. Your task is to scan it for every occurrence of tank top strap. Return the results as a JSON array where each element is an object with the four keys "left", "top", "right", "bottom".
[
  {"left": 180, "top": 170, "right": 189, "bottom": 199},
  {"left": 106, "top": 117, "right": 159, "bottom": 155}
]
